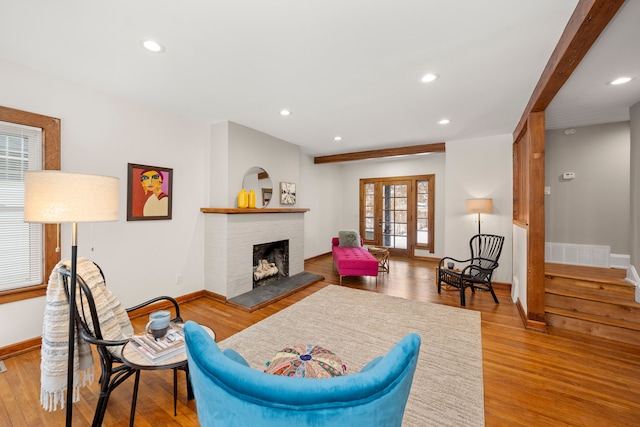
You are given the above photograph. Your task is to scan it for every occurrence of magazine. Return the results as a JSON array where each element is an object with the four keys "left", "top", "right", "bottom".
[{"left": 130, "top": 324, "right": 186, "bottom": 363}]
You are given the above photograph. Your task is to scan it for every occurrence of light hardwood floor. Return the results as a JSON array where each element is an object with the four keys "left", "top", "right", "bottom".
[{"left": 1, "top": 255, "right": 639, "bottom": 426}]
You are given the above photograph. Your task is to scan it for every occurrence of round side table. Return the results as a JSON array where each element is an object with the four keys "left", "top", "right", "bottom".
[{"left": 121, "top": 323, "right": 215, "bottom": 426}]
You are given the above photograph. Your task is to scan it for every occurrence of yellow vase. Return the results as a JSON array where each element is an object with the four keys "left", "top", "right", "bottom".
[
  {"left": 237, "top": 188, "right": 248, "bottom": 208},
  {"left": 248, "top": 189, "right": 256, "bottom": 208}
]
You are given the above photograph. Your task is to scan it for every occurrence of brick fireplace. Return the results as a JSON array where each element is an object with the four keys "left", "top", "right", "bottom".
[{"left": 201, "top": 208, "right": 308, "bottom": 298}]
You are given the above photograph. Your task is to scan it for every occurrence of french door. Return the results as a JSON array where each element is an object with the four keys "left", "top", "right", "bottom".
[{"left": 360, "top": 175, "right": 434, "bottom": 257}]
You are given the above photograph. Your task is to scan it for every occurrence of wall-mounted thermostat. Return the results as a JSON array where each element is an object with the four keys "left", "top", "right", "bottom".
[{"left": 562, "top": 172, "right": 576, "bottom": 180}]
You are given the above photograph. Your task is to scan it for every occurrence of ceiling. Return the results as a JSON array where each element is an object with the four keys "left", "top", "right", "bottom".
[
  {"left": 545, "top": 0, "right": 640, "bottom": 131},
  {"left": 0, "top": 1, "right": 638, "bottom": 156}
]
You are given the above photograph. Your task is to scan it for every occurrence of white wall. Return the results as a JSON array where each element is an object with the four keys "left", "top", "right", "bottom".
[
  {"left": 225, "top": 121, "right": 301, "bottom": 208},
  {"left": 629, "top": 103, "right": 640, "bottom": 269},
  {"left": 444, "top": 135, "right": 513, "bottom": 284},
  {"left": 0, "top": 59, "right": 210, "bottom": 347},
  {"left": 299, "top": 138, "right": 514, "bottom": 285},
  {"left": 512, "top": 224, "right": 528, "bottom": 309},
  {"left": 0, "top": 58, "right": 516, "bottom": 349},
  {"left": 209, "top": 121, "right": 229, "bottom": 207},
  {"left": 333, "top": 153, "right": 447, "bottom": 258},
  {"left": 299, "top": 155, "right": 343, "bottom": 258},
  {"left": 545, "top": 122, "right": 630, "bottom": 254}
]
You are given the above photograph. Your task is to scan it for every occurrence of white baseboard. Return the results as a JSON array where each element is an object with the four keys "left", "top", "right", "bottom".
[
  {"left": 545, "top": 242, "right": 610, "bottom": 267},
  {"left": 545, "top": 243, "right": 631, "bottom": 270},
  {"left": 625, "top": 265, "right": 639, "bottom": 303},
  {"left": 610, "top": 253, "right": 631, "bottom": 270}
]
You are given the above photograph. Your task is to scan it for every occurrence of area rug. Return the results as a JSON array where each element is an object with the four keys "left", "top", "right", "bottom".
[{"left": 219, "top": 285, "right": 485, "bottom": 426}]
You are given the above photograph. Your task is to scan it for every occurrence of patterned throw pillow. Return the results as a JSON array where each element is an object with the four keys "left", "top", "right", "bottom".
[
  {"left": 265, "top": 344, "right": 347, "bottom": 378},
  {"left": 338, "top": 230, "right": 361, "bottom": 248}
]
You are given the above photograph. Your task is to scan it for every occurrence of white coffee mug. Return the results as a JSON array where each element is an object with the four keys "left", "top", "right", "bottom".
[{"left": 146, "top": 310, "right": 171, "bottom": 338}]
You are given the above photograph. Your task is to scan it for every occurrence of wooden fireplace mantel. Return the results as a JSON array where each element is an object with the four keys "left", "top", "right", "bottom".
[{"left": 200, "top": 207, "right": 310, "bottom": 214}]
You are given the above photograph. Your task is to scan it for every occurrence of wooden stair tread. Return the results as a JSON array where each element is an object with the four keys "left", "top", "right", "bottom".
[
  {"left": 545, "top": 286, "right": 638, "bottom": 307},
  {"left": 545, "top": 272, "right": 635, "bottom": 300},
  {"left": 545, "top": 279, "right": 634, "bottom": 293},
  {"left": 546, "top": 306, "right": 640, "bottom": 331},
  {"left": 544, "top": 262, "right": 639, "bottom": 346},
  {"left": 545, "top": 262, "right": 627, "bottom": 284}
]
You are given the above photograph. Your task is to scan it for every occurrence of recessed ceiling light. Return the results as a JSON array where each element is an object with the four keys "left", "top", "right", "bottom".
[
  {"left": 420, "top": 73, "right": 439, "bottom": 83},
  {"left": 280, "top": 109, "right": 291, "bottom": 116},
  {"left": 608, "top": 76, "right": 633, "bottom": 85},
  {"left": 438, "top": 119, "right": 450, "bottom": 125},
  {"left": 334, "top": 136, "right": 342, "bottom": 141},
  {"left": 141, "top": 39, "right": 165, "bottom": 53}
]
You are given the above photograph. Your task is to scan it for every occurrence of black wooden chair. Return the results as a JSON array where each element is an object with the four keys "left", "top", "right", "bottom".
[
  {"left": 437, "top": 234, "right": 504, "bottom": 306},
  {"left": 59, "top": 262, "right": 189, "bottom": 427}
]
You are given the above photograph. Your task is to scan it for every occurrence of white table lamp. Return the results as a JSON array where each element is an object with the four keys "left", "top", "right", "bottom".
[{"left": 466, "top": 198, "right": 493, "bottom": 236}]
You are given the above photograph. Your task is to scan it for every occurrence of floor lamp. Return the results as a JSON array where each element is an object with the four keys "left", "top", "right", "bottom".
[
  {"left": 466, "top": 198, "right": 493, "bottom": 236},
  {"left": 24, "top": 171, "right": 119, "bottom": 426}
]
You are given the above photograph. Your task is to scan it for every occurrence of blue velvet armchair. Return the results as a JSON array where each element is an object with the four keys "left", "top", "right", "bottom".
[{"left": 183, "top": 321, "right": 421, "bottom": 427}]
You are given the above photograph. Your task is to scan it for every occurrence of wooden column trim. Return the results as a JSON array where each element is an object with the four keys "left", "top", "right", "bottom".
[
  {"left": 513, "top": 0, "right": 625, "bottom": 139},
  {"left": 526, "top": 112, "right": 547, "bottom": 324},
  {"left": 510, "top": 0, "right": 623, "bottom": 328}
]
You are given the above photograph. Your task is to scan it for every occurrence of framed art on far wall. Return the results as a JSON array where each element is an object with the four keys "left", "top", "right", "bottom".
[
  {"left": 280, "top": 182, "right": 296, "bottom": 205},
  {"left": 127, "top": 163, "right": 173, "bottom": 221}
]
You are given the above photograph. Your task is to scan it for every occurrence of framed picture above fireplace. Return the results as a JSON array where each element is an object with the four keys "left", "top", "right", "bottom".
[
  {"left": 280, "top": 182, "right": 296, "bottom": 205},
  {"left": 127, "top": 163, "right": 173, "bottom": 221}
]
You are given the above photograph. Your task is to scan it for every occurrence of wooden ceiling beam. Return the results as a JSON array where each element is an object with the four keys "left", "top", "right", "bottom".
[
  {"left": 313, "top": 142, "right": 445, "bottom": 164},
  {"left": 513, "top": 0, "right": 625, "bottom": 138}
]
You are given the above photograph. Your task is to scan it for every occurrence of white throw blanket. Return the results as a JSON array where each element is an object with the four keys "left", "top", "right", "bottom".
[{"left": 40, "top": 258, "right": 133, "bottom": 411}]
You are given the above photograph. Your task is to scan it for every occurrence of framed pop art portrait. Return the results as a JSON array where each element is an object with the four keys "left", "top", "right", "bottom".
[{"left": 127, "top": 163, "right": 173, "bottom": 221}]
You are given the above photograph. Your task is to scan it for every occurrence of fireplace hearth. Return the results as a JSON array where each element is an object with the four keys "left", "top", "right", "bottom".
[{"left": 253, "top": 240, "right": 289, "bottom": 288}]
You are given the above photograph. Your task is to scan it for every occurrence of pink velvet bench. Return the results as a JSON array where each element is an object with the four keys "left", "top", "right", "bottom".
[{"left": 331, "top": 237, "right": 379, "bottom": 285}]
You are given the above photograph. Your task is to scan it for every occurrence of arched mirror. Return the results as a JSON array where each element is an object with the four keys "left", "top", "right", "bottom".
[{"left": 242, "top": 167, "right": 273, "bottom": 208}]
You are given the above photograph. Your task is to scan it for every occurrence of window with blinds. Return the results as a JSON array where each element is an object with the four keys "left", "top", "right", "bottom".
[{"left": 0, "top": 121, "right": 43, "bottom": 291}]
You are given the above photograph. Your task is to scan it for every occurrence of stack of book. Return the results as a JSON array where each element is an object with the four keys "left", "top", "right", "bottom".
[{"left": 130, "top": 324, "right": 186, "bottom": 363}]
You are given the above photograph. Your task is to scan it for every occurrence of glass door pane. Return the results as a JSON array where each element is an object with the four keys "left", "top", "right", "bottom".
[
  {"left": 381, "top": 184, "right": 408, "bottom": 250},
  {"left": 364, "top": 183, "right": 375, "bottom": 240},
  {"left": 416, "top": 180, "right": 429, "bottom": 245}
]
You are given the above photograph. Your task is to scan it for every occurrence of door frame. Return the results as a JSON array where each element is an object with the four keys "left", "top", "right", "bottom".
[{"left": 359, "top": 174, "right": 434, "bottom": 258}]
